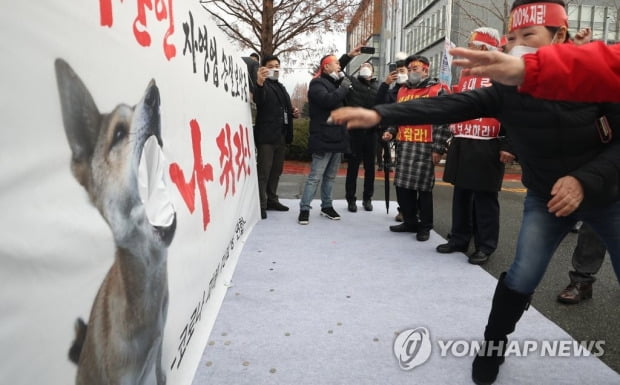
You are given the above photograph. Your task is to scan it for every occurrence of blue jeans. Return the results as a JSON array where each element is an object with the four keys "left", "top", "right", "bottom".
[
  {"left": 505, "top": 191, "right": 620, "bottom": 294},
  {"left": 299, "top": 152, "right": 342, "bottom": 211}
]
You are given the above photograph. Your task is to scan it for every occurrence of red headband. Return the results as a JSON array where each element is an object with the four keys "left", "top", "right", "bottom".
[
  {"left": 321, "top": 55, "right": 338, "bottom": 68},
  {"left": 408, "top": 60, "right": 429, "bottom": 70},
  {"left": 508, "top": 3, "right": 568, "bottom": 32},
  {"left": 470, "top": 31, "right": 499, "bottom": 47},
  {"left": 313, "top": 55, "right": 338, "bottom": 78}
]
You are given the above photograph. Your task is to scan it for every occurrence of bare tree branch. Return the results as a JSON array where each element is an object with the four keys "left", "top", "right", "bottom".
[
  {"left": 200, "top": 0, "right": 360, "bottom": 59},
  {"left": 453, "top": 0, "right": 511, "bottom": 35}
]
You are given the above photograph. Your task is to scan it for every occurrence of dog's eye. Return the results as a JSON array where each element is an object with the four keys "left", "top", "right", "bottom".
[{"left": 111, "top": 123, "right": 128, "bottom": 147}]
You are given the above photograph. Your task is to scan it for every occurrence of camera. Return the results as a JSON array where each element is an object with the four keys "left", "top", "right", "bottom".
[
  {"left": 360, "top": 46, "right": 375, "bottom": 54},
  {"left": 267, "top": 68, "right": 280, "bottom": 80},
  {"left": 388, "top": 62, "right": 397, "bottom": 72}
]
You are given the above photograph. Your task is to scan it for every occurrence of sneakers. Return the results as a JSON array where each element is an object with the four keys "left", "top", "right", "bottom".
[
  {"left": 299, "top": 207, "right": 341, "bottom": 223},
  {"left": 298, "top": 210, "right": 309, "bottom": 225},
  {"left": 320, "top": 207, "right": 341, "bottom": 220}
]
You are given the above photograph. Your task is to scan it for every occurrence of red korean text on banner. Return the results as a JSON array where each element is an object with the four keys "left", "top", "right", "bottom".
[
  {"left": 99, "top": 0, "right": 177, "bottom": 60},
  {"left": 216, "top": 123, "right": 253, "bottom": 197},
  {"left": 169, "top": 119, "right": 214, "bottom": 231}
]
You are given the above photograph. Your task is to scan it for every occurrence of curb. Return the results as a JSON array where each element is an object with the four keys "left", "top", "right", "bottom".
[{"left": 282, "top": 161, "right": 522, "bottom": 182}]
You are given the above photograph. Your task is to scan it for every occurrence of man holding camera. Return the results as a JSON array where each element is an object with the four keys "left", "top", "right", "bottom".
[
  {"left": 297, "top": 53, "right": 352, "bottom": 224},
  {"left": 338, "top": 45, "right": 380, "bottom": 212},
  {"left": 254, "top": 54, "right": 300, "bottom": 219}
]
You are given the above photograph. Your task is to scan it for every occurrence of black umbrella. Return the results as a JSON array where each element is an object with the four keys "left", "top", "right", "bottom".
[{"left": 382, "top": 140, "right": 391, "bottom": 213}]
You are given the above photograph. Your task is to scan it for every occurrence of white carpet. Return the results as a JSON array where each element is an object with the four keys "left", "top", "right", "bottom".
[{"left": 191, "top": 199, "right": 619, "bottom": 385}]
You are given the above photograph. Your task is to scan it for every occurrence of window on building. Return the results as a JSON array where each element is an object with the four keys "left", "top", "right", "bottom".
[
  {"left": 580, "top": 5, "right": 593, "bottom": 26},
  {"left": 568, "top": 5, "right": 579, "bottom": 27},
  {"left": 406, "top": 30, "right": 413, "bottom": 55},
  {"left": 593, "top": 6, "right": 606, "bottom": 32}
]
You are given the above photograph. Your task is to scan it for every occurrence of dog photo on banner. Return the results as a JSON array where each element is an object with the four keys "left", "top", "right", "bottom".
[{"left": 0, "top": 2, "right": 258, "bottom": 385}]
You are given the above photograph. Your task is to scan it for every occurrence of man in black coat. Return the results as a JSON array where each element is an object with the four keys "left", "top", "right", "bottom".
[
  {"left": 298, "top": 54, "right": 351, "bottom": 224},
  {"left": 254, "top": 54, "right": 299, "bottom": 219},
  {"left": 339, "top": 49, "right": 380, "bottom": 212},
  {"left": 436, "top": 27, "right": 515, "bottom": 265}
]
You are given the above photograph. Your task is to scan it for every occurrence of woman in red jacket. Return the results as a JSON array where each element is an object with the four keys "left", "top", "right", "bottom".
[{"left": 450, "top": 41, "right": 620, "bottom": 102}]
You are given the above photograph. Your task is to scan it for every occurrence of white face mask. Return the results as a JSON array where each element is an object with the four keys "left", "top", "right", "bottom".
[
  {"left": 507, "top": 45, "right": 538, "bottom": 58},
  {"left": 267, "top": 68, "right": 280, "bottom": 81},
  {"left": 359, "top": 67, "right": 372, "bottom": 78},
  {"left": 329, "top": 71, "right": 345, "bottom": 81},
  {"left": 396, "top": 73, "right": 408, "bottom": 84}
]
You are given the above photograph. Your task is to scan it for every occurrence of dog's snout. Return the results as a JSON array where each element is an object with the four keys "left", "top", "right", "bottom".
[{"left": 145, "top": 83, "right": 160, "bottom": 109}]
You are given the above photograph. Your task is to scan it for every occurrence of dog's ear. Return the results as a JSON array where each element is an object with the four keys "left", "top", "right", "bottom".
[{"left": 55, "top": 59, "right": 101, "bottom": 186}]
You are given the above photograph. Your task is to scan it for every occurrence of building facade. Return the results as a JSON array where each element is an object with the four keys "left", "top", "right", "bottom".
[
  {"left": 344, "top": 0, "right": 383, "bottom": 75},
  {"left": 567, "top": 1, "right": 619, "bottom": 43}
]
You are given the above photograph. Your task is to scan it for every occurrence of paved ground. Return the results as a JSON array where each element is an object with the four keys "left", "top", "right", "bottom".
[{"left": 276, "top": 160, "right": 620, "bottom": 374}]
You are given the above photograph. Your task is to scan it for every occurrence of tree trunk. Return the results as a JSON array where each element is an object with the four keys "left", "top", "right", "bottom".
[{"left": 261, "top": 0, "right": 275, "bottom": 58}]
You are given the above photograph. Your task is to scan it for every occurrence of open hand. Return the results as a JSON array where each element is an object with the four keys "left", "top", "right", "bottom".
[
  {"left": 450, "top": 47, "right": 525, "bottom": 86},
  {"left": 547, "top": 176, "right": 584, "bottom": 217},
  {"left": 330, "top": 107, "right": 381, "bottom": 129}
]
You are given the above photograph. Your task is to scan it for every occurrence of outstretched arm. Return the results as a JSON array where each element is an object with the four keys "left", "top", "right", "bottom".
[
  {"left": 450, "top": 47, "right": 525, "bottom": 86},
  {"left": 329, "top": 107, "right": 381, "bottom": 129},
  {"left": 450, "top": 42, "right": 620, "bottom": 102}
]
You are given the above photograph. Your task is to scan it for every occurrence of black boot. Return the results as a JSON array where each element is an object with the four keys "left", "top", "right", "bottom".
[{"left": 472, "top": 273, "right": 532, "bottom": 385}]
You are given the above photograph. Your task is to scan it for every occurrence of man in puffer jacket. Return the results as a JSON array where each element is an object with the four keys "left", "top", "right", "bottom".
[{"left": 297, "top": 54, "right": 351, "bottom": 225}]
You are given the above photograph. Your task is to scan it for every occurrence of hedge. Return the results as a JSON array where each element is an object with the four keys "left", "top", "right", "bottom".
[{"left": 286, "top": 118, "right": 311, "bottom": 161}]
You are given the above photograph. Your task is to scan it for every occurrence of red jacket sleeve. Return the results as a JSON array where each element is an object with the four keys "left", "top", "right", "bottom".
[{"left": 519, "top": 41, "right": 620, "bottom": 102}]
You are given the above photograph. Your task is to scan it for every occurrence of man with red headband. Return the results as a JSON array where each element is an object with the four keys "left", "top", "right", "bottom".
[
  {"left": 297, "top": 54, "right": 352, "bottom": 225},
  {"left": 381, "top": 55, "right": 451, "bottom": 242},
  {"left": 329, "top": 1, "right": 620, "bottom": 383},
  {"left": 436, "top": 27, "right": 516, "bottom": 265}
]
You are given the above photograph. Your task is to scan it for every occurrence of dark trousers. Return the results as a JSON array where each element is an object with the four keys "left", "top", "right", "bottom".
[
  {"left": 256, "top": 138, "right": 286, "bottom": 209},
  {"left": 570, "top": 222, "right": 606, "bottom": 283},
  {"left": 450, "top": 186, "right": 500, "bottom": 255},
  {"left": 396, "top": 186, "right": 433, "bottom": 231},
  {"left": 345, "top": 130, "right": 377, "bottom": 202}
]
